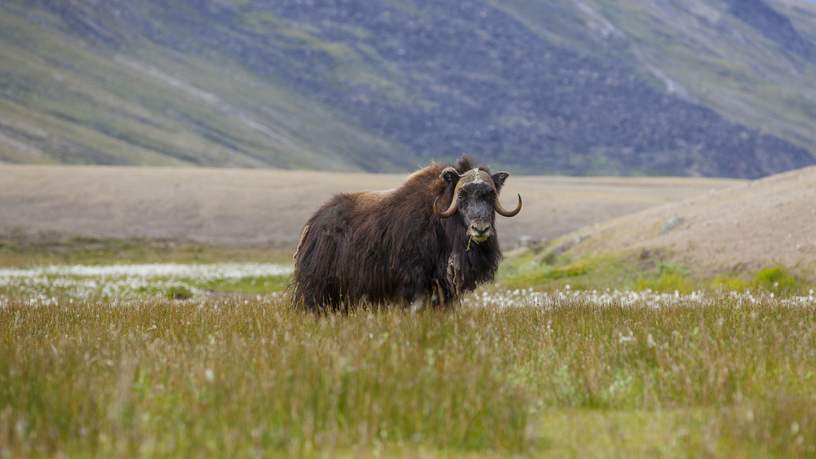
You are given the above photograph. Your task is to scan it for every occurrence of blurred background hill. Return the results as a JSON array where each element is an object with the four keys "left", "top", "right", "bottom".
[{"left": 2, "top": 0, "right": 816, "bottom": 178}]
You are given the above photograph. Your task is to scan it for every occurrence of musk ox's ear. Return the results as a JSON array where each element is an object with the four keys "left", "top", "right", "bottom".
[
  {"left": 440, "top": 167, "right": 461, "bottom": 184},
  {"left": 492, "top": 172, "right": 510, "bottom": 191}
]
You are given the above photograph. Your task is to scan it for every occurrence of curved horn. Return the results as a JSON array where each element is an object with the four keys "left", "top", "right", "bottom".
[
  {"left": 435, "top": 190, "right": 460, "bottom": 218},
  {"left": 435, "top": 167, "right": 462, "bottom": 218},
  {"left": 496, "top": 193, "right": 523, "bottom": 217}
]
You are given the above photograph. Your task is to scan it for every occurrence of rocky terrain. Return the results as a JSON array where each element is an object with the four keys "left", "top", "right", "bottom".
[{"left": 1, "top": 0, "right": 815, "bottom": 177}]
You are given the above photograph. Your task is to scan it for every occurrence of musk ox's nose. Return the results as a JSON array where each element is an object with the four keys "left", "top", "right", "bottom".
[{"left": 470, "top": 222, "right": 491, "bottom": 237}]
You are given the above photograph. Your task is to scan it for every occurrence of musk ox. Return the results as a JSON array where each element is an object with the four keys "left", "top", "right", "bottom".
[{"left": 292, "top": 156, "right": 522, "bottom": 311}]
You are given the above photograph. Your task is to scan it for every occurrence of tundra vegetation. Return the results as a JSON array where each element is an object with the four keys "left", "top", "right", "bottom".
[{"left": 1, "top": 244, "right": 815, "bottom": 458}]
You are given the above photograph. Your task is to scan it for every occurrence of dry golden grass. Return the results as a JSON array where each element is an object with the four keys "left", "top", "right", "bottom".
[{"left": 2, "top": 296, "right": 814, "bottom": 458}]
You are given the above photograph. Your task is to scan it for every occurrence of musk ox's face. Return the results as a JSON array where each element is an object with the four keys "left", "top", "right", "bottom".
[
  {"left": 435, "top": 167, "right": 522, "bottom": 244},
  {"left": 458, "top": 181, "right": 498, "bottom": 242}
]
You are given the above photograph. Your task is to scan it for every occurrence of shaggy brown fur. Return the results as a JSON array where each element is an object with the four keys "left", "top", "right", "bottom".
[{"left": 292, "top": 156, "right": 506, "bottom": 312}]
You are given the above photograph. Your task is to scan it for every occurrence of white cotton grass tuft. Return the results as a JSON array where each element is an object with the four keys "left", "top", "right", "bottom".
[
  {"left": 3, "top": 263, "right": 816, "bottom": 308},
  {"left": 0, "top": 263, "right": 293, "bottom": 304},
  {"left": 464, "top": 288, "right": 816, "bottom": 309}
]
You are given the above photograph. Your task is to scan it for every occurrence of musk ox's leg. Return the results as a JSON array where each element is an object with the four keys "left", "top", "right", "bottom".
[
  {"left": 398, "top": 265, "right": 432, "bottom": 312},
  {"left": 408, "top": 288, "right": 439, "bottom": 312},
  {"left": 405, "top": 287, "right": 430, "bottom": 312},
  {"left": 430, "top": 279, "right": 449, "bottom": 309}
]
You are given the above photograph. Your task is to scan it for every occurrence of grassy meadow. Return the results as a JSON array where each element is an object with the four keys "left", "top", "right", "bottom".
[
  {"left": 2, "top": 295, "right": 815, "bottom": 458},
  {"left": 1, "top": 242, "right": 816, "bottom": 458}
]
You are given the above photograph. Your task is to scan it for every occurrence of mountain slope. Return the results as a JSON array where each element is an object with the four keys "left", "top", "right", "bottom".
[
  {"left": 559, "top": 0, "right": 816, "bottom": 172},
  {"left": 1, "top": 0, "right": 815, "bottom": 177},
  {"left": 0, "top": 3, "right": 413, "bottom": 171},
  {"left": 561, "top": 165, "right": 816, "bottom": 279}
]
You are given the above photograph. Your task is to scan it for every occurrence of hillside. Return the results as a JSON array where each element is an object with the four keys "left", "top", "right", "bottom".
[
  {"left": 0, "top": 165, "right": 737, "bottom": 249},
  {"left": 559, "top": 165, "right": 816, "bottom": 279},
  {"left": 1, "top": 1, "right": 816, "bottom": 177},
  {"left": 0, "top": 3, "right": 412, "bottom": 171}
]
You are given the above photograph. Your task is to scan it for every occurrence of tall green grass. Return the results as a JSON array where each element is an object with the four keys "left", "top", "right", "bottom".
[{"left": 1, "top": 298, "right": 814, "bottom": 457}]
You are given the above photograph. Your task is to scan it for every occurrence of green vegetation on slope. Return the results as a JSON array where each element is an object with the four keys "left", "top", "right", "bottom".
[
  {"left": 0, "top": 4, "right": 412, "bottom": 171},
  {"left": 499, "top": 247, "right": 811, "bottom": 295},
  {"left": 1, "top": 0, "right": 815, "bottom": 177}
]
